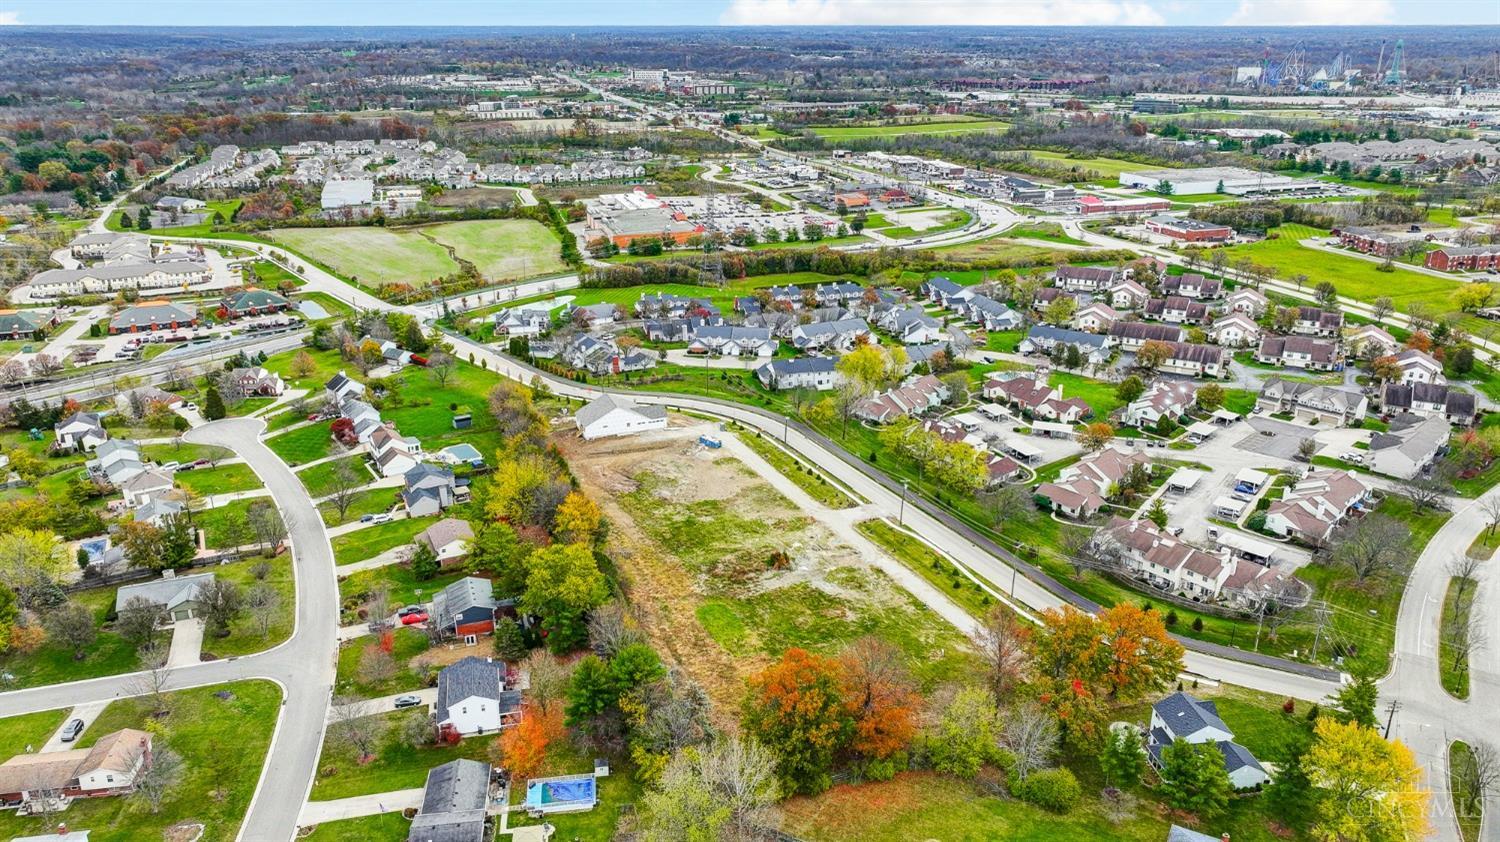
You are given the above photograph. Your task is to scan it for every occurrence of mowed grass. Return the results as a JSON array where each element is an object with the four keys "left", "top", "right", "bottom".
[
  {"left": 1049, "top": 371, "right": 1124, "bottom": 417},
  {"left": 332, "top": 517, "right": 432, "bottom": 566},
  {"left": 334, "top": 627, "right": 432, "bottom": 698},
  {"left": 301, "top": 814, "right": 410, "bottom": 842},
  {"left": 267, "top": 227, "right": 457, "bottom": 286},
  {"left": 310, "top": 707, "right": 493, "bottom": 800},
  {"left": 426, "top": 219, "right": 566, "bottom": 281},
  {"left": 1009, "top": 149, "right": 1169, "bottom": 179},
  {"left": 338, "top": 563, "right": 469, "bottom": 618},
  {"left": 0, "top": 709, "right": 70, "bottom": 758},
  {"left": 0, "top": 681, "right": 281, "bottom": 842},
  {"left": 266, "top": 422, "right": 338, "bottom": 466},
  {"left": 173, "top": 462, "right": 263, "bottom": 495},
  {"left": 736, "top": 430, "right": 858, "bottom": 509},
  {"left": 810, "top": 119, "right": 1010, "bottom": 139}
]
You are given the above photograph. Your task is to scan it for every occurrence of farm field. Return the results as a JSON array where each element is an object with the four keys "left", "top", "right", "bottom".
[
  {"left": 424, "top": 218, "right": 566, "bottom": 281},
  {"left": 809, "top": 118, "right": 1010, "bottom": 139}
]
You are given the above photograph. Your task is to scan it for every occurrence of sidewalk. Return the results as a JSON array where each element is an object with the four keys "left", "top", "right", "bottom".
[{"left": 299, "top": 788, "right": 425, "bottom": 824}]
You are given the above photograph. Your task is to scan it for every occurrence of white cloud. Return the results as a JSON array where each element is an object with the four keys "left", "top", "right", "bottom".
[
  {"left": 719, "top": 0, "right": 1166, "bottom": 26},
  {"left": 0, "top": 10, "right": 20, "bottom": 25},
  {"left": 1225, "top": 0, "right": 1394, "bottom": 25}
]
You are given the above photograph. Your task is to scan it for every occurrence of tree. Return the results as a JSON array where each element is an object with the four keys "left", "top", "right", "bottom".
[
  {"left": 1330, "top": 514, "right": 1412, "bottom": 582},
  {"left": 117, "top": 595, "right": 167, "bottom": 650},
  {"left": 496, "top": 701, "right": 565, "bottom": 781},
  {"left": 1146, "top": 497, "right": 1169, "bottom": 529},
  {"left": 290, "top": 350, "right": 317, "bottom": 380},
  {"left": 1135, "top": 340, "right": 1171, "bottom": 372},
  {"left": 974, "top": 604, "right": 1027, "bottom": 703},
  {"left": 1372, "top": 296, "right": 1394, "bottom": 324},
  {"left": 1044, "top": 295, "right": 1077, "bottom": 326},
  {"left": 520, "top": 543, "right": 610, "bottom": 653},
  {"left": 492, "top": 617, "right": 527, "bottom": 662},
  {"left": 1454, "top": 284, "right": 1494, "bottom": 313},
  {"left": 741, "top": 648, "right": 851, "bottom": 795},
  {"left": 246, "top": 500, "right": 287, "bottom": 551},
  {"left": 1158, "top": 738, "right": 1232, "bottom": 817},
  {"left": 1331, "top": 673, "right": 1380, "bottom": 729},
  {"left": 839, "top": 637, "right": 918, "bottom": 774},
  {"left": 45, "top": 602, "right": 96, "bottom": 660},
  {"left": 197, "top": 578, "right": 243, "bottom": 638},
  {"left": 131, "top": 643, "right": 173, "bottom": 716},
  {"left": 247, "top": 582, "right": 280, "bottom": 638},
  {"left": 1116, "top": 375, "right": 1145, "bottom": 403},
  {"left": 427, "top": 351, "right": 456, "bottom": 387},
  {"left": 0, "top": 528, "right": 73, "bottom": 610},
  {"left": 1452, "top": 740, "right": 1500, "bottom": 834},
  {"left": 1154, "top": 179, "right": 1174, "bottom": 196},
  {"left": 1099, "top": 726, "right": 1146, "bottom": 788},
  {"left": 129, "top": 744, "right": 183, "bottom": 814},
  {"left": 323, "top": 459, "right": 364, "bottom": 525},
  {"left": 1079, "top": 422, "right": 1115, "bottom": 452},
  {"left": 328, "top": 694, "right": 384, "bottom": 762},
  {"left": 553, "top": 491, "right": 603, "bottom": 545},
  {"left": 202, "top": 386, "right": 226, "bottom": 421},
  {"left": 1001, "top": 704, "right": 1059, "bottom": 782},
  {"left": 835, "top": 343, "right": 894, "bottom": 394},
  {"left": 639, "top": 737, "right": 781, "bottom": 842},
  {"left": 1195, "top": 383, "right": 1225, "bottom": 412},
  {"left": 409, "top": 541, "right": 440, "bottom": 581},
  {"left": 1405, "top": 465, "right": 1455, "bottom": 511},
  {"left": 983, "top": 485, "right": 1035, "bottom": 532},
  {"left": 1304, "top": 717, "right": 1429, "bottom": 842},
  {"left": 927, "top": 685, "right": 1001, "bottom": 779},
  {"left": 1314, "top": 280, "right": 1339, "bottom": 307},
  {"left": 1296, "top": 437, "right": 1319, "bottom": 463}
]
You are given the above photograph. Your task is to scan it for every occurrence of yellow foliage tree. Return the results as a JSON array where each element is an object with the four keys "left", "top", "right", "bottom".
[
  {"left": 554, "top": 491, "right": 603, "bottom": 544},
  {"left": 486, "top": 453, "right": 555, "bottom": 524},
  {"left": 1304, "top": 717, "right": 1429, "bottom": 842}
]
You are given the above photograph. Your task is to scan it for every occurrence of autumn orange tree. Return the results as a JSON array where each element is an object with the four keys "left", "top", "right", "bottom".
[
  {"left": 839, "top": 638, "right": 918, "bottom": 780},
  {"left": 742, "top": 648, "right": 853, "bottom": 795},
  {"left": 493, "top": 702, "right": 564, "bottom": 782}
]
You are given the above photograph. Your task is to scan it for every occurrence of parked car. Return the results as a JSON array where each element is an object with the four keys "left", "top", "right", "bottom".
[
  {"left": 60, "top": 719, "right": 84, "bottom": 743},
  {"left": 399, "top": 610, "right": 429, "bottom": 626},
  {"left": 368, "top": 513, "right": 393, "bottom": 525},
  {"left": 393, "top": 695, "right": 423, "bottom": 710},
  {"left": 1340, "top": 450, "right": 1365, "bottom": 464}
]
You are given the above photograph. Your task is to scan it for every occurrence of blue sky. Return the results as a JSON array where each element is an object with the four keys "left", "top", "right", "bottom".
[{"left": 0, "top": 0, "right": 1495, "bottom": 27}]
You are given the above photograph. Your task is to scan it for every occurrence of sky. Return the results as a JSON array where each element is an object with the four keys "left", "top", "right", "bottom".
[{"left": 0, "top": 0, "right": 1495, "bottom": 27}]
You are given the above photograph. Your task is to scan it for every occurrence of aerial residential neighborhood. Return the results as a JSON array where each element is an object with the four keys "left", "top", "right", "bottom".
[{"left": 0, "top": 7, "right": 1494, "bottom": 842}]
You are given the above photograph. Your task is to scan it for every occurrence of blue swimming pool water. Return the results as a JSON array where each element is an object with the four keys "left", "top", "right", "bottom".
[
  {"left": 443, "top": 443, "right": 482, "bottom": 462},
  {"left": 79, "top": 538, "right": 108, "bottom": 561},
  {"left": 525, "top": 777, "right": 596, "bottom": 807}
]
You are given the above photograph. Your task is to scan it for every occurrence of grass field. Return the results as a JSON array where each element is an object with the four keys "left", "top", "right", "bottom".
[
  {"left": 1005, "top": 221, "right": 1088, "bottom": 246},
  {"left": 301, "top": 814, "right": 410, "bottom": 841},
  {"left": 809, "top": 119, "right": 1010, "bottom": 139},
  {"left": 1049, "top": 371, "right": 1124, "bottom": 417},
  {"left": 0, "top": 681, "right": 280, "bottom": 842},
  {"left": 879, "top": 208, "right": 974, "bottom": 240},
  {"left": 0, "top": 708, "right": 69, "bottom": 757},
  {"left": 311, "top": 707, "right": 494, "bottom": 799},
  {"left": 928, "top": 235, "right": 1081, "bottom": 263},
  {"left": 736, "top": 429, "right": 858, "bottom": 508},
  {"left": 267, "top": 227, "right": 457, "bottom": 286},
  {"left": 857, "top": 519, "right": 995, "bottom": 618},
  {"left": 1008, "top": 150, "right": 1166, "bottom": 180},
  {"left": 332, "top": 517, "right": 432, "bottom": 566},
  {"left": 173, "top": 462, "right": 263, "bottom": 495},
  {"left": 266, "top": 423, "right": 338, "bottom": 466},
  {"left": 194, "top": 498, "right": 260, "bottom": 548},
  {"left": 335, "top": 628, "right": 432, "bottom": 698},
  {"left": 299, "top": 456, "right": 371, "bottom": 497},
  {"left": 338, "top": 563, "right": 468, "bottom": 618},
  {"left": 424, "top": 219, "right": 566, "bottom": 281}
]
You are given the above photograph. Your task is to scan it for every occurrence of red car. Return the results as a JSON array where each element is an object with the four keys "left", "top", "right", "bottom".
[{"left": 399, "top": 610, "right": 428, "bottom": 626}]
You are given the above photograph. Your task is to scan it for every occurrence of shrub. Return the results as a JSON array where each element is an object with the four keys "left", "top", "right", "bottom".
[{"left": 1010, "top": 767, "right": 1081, "bottom": 813}]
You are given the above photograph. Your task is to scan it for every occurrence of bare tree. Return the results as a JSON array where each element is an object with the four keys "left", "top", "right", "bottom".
[
  {"left": 196, "top": 578, "right": 243, "bottom": 638},
  {"left": 1405, "top": 466, "right": 1455, "bottom": 512},
  {"left": 131, "top": 642, "right": 174, "bottom": 716},
  {"left": 1449, "top": 554, "right": 1484, "bottom": 604},
  {"left": 358, "top": 645, "right": 398, "bottom": 687},
  {"left": 641, "top": 736, "right": 781, "bottom": 841},
  {"left": 44, "top": 602, "right": 97, "bottom": 660},
  {"left": 427, "top": 351, "right": 456, "bottom": 387},
  {"left": 1330, "top": 515, "right": 1412, "bottom": 583},
  {"left": 365, "top": 586, "right": 390, "bottom": 633},
  {"left": 982, "top": 485, "right": 1035, "bottom": 530},
  {"left": 974, "top": 605, "right": 1027, "bottom": 703},
  {"left": 1479, "top": 496, "right": 1500, "bottom": 539},
  {"left": 328, "top": 694, "right": 384, "bottom": 762},
  {"left": 246, "top": 500, "right": 287, "bottom": 552},
  {"left": 587, "top": 601, "right": 645, "bottom": 658},
  {"left": 325, "top": 459, "right": 364, "bottom": 524},
  {"left": 246, "top": 583, "right": 280, "bottom": 638},
  {"left": 129, "top": 744, "right": 183, "bottom": 814},
  {"left": 28, "top": 354, "right": 61, "bottom": 378},
  {"left": 117, "top": 595, "right": 168, "bottom": 650},
  {"left": 522, "top": 649, "right": 571, "bottom": 717},
  {"left": 1000, "top": 704, "right": 1059, "bottom": 781},
  {"left": 1296, "top": 437, "right": 1319, "bottom": 463},
  {"left": 1454, "top": 740, "right": 1500, "bottom": 829}
]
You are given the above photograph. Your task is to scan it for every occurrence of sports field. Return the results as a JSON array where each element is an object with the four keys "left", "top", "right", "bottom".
[
  {"left": 425, "top": 219, "right": 566, "bottom": 280},
  {"left": 266, "top": 219, "right": 565, "bottom": 286},
  {"left": 810, "top": 119, "right": 1010, "bottom": 139}
]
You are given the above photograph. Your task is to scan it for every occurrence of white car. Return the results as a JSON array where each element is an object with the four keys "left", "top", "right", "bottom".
[
  {"left": 1340, "top": 450, "right": 1365, "bottom": 463},
  {"left": 160, "top": 461, "right": 181, "bottom": 472}
]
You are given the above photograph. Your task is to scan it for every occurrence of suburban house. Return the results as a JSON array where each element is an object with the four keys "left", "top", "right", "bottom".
[
  {"left": 1147, "top": 692, "right": 1269, "bottom": 790},
  {"left": 686, "top": 325, "right": 777, "bottom": 357},
  {"left": 1258, "top": 379, "right": 1368, "bottom": 425},
  {"left": 1036, "top": 447, "right": 1152, "bottom": 519},
  {"left": 1347, "top": 324, "right": 1401, "bottom": 359},
  {"left": 339, "top": 398, "right": 385, "bottom": 444},
  {"left": 435, "top": 657, "right": 522, "bottom": 738},
  {"left": 1110, "top": 279, "right": 1151, "bottom": 311},
  {"left": 0, "top": 728, "right": 153, "bottom": 811},
  {"left": 568, "top": 303, "right": 620, "bottom": 327},
  {"left": 134, "top": 498, "right": 186, "bottom": 528},
  {"left": 325, "top": 371, "right": 366, "bottom": 403},
  {"left": 575, "top": 394, "right": 669, "bottom": 441},
  {"left": 402, "top": 464, "right": 459, "bottom": 517},
  {"left": 1095, "top": 517, "right": 1297, "bottom": 607},
  {"left": 561, "top": 334, "right": 657, "bottom": 376},
  {"left": 635, "top": 292, "right": 719, "bottom": 319},
  {"left": 408, "top": 759, "right": 492, "bottom": 842},
  {"left": 790, "top": 318, "right": 871, "bottom": 352},
  {"left": 226, "top": 366, "right": 285, "bottom": 397},
  {"left": 1207, "top": 313, "right": 1261, "bottom": 348},
  {"left": 113, "top": 572, "right": 216, "bottom": 624},
  {"left": 1108, "top": 321, "right": 1185, "bottom": 352},
  {"left": 220, "top": 288, "right": 292, "bottom": 319},
  {"left": 370, "top": 425, "right": 422, "bottom": 478},
  {"left": 1054, "top": 265, "right": 1123, "bottom": 293},
  {"left": 984, "top": 374, "right": 1090, "bottom": 422},
  {"left": 1368, "top": 412, "right": 1451, "bottom": 480},
  {"left": 920, "top": 277, "right": 962, "bottom": 304},
  {"left": 1226, "top": 288, "right": 1269, "bottom": 318},
  {"left": 755, "top": 357, "right": 840, "bottom": 391},
  {"left": 956, "top": 295, "right": 1023, "bottom": 331},
  {"left": 1019, "top": 325, "right": 1110, "bottom": 366},
  {"left": 417, "top": 518, "right": 475, "bottom": 567},
  {"left": 1255, "top": 336, "right": 1341, "bottom": 371},
  {"left": 88, "top": 439, "right": 146, "bottom": 487},
  {"left": 54, "top": 412, "right": 108, "bottom": 452},
  {"left": 1265, "top": 469, "right": 1373, "bottom": 543},
  {"left": 107, "top": 301, "right": 198, "bottom": 335},
  {"left": 1158, "top": 342, "right": 1229, "bottom": 378},
  {"left": 875, "top": 305, "right": 943, "bottom": 344},
  {"left": 815, "top": 281, "right": 866, "bottom": 307},
  {"left": 644, "top": 316, "right": 724, "bottom": 343},
  {"left": 1145, "top": 296, "right": 1210, "bottom": 326},
  {"left": 1122, "top": 381, "right": 1196, "bottom": 428},
  {"left": 1161, "top": 273, "right": 1224, "bottom": 299},
  {"left": 491, "top": 306, "right": 553, "bottom": 337},
  {"left": 120, "top": 469, "right": 175, "bottom": 508},
  {"left": 1074, "top": 302, "right": 1120, "bottom": 333},
  {"left": 853, "top": 375, "right": 949, "bottom": 423},
  {"left": 1391, "top": 349, "right": 1445, "bottom": 385},
  {"left": 431, "top": 578, "right": 499, "bottom": 641},
  {"left": 1292, "top": 307, "right": 1344, "bottom": 337},
  {"left": 1381, "top": 382, "right": 1477, "bottom": 425}
]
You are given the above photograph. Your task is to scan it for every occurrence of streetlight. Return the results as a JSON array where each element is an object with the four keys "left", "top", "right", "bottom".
[{"left": 898, "top": 480, "right": 909, "bottom": 526}]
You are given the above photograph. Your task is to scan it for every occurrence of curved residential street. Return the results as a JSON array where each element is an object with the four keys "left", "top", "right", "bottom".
[{"left": 0, "top": 417, "right": 338, "bottom": 842}]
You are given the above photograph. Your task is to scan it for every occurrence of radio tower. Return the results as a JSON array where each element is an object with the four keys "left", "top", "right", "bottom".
[{"left": 700, "top": 173, "right": 724, "bottom": 286}]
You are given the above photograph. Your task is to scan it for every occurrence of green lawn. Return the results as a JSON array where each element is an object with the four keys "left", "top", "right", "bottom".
[
  {"left": 507, "top": 740, "right": 643, "bottom": 842},
  {"left": 267, "top": 227, "right": 458, "bottom": 287},
  {"left": 1441, "top": 576, "right": 1477, "bottom": 700},
  {"left": 299, "top": 456, "right": 372, "bottom": 497},
  {"left": 857, "top": 518, "right": 996, "bottom": 618},
  {"left": 1005, "top": 222, "right": 1088, "bottom": 246},
  {"left": 193, "top": 498, "right": 261, "bottom": 548},
  {"left": 265, "top": 422, "right": 338, "bottom": 466},
  {"left": 424, "top": 219, "right": 566, "bottom": 281},
  {"left": 1222, "top": 388, "right": 1259, "bottom": 415},
  {"left": 338, "top": 563, "right": 470, "bottom": 617},
  {"left": 1010, "top": 149, "right": 1170, "bottom": 180},
  {"left": 248, "top": 259, "right": 302, "bottom": 288},
  {"left": 1048, "top": 371, "right": 1124, "bottom": 418},
  {"left": 0, "top": 681, "right": 280, "bottom": 842},
  {"left": 879, "top": 208, "right": 974, "bottom": 240},
  {"left": 809, "top": 119, "right": 1010, "bottom": 139},
  {"left": 301, "top": 813, "right": 410, "bottom": 841},
  {"left": 736, "top": 429, "right": 857, "bottom": 509},
  {"left": 174, "top": 462, "right": 263, "bottom": 495},
  {"left": 332, "top": 518, "right": 433, "bottom": 566},
  {"left": 311, "top": 708, "right": 493, "bottom": 800},
  {"left": 322, "top": 487, "right": 400, "bottom": 526},
  {"left": 335, "top": 628, "right": 432, "bottom": 698},
  {"left": 108, "top": 198, "right": 242, "bottom": 238},
  {"left": 929, "top": 235, "right": 1092, "bottom": 264},
  {"left": 1452, "top": 740, "right": 1484, "bottom": 842},
  {"left": 0, "top": 708, "right": 70, "bottom": 757},
  {"left": 985, "top": 330, "right": 1026, "bottom": 353},
  {"left": 0, "top": 585, "right": 139, "bottom": 689},
  {"left": 141, "top": 442, "right": 233, "bottom": 464}
]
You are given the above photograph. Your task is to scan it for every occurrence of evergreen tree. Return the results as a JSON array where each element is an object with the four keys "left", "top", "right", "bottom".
[
  {"left": 1099, "top": 727, "right": 1146, "bottom": 788},
  {"left": 1159, "top": 738, "right": 1231, "bottom": 817},
  {"left": 492, "top": 617, "right": 527, "bottom": 662},
  {"left": 409, "top": 541, "right": 440, "bottom": 581},
  {"left": 202, "top": 386, "right": 226, "bottom": 420},
  {"left": 136, "top": 206, "right": 152, "bottom": 231}
]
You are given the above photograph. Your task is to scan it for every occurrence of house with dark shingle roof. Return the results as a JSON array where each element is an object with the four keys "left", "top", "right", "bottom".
[
  {"left": 0, "top": 308, "right": 55, "bottom": 340},
  {"left": 403, "top": 464, "right": 457, "bottom": 516},
  {"left": 435, "top": 656, "right": 522, "bottom": 738},
  {"left": 1147, "top": 691, "right": 1267, "bottom": 790},
  {"left": 108, "top": 301, "right": 197, "bottom": 335},
  {"left": 408, "top": 758, "right": 492, "bottom": 842},
  {"left": 431, "top": 577, "right": 498, "bottom": 640},
  {"left": 220, "top": 287, "right": 291, "bottom": 319}
]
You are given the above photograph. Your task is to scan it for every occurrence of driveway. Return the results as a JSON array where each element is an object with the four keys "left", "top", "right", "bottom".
[
  {"left": 37, "top": 700, "right": 111, "bottom": 753},
  {"left": 298, "top": 788, "right": 425, "bottom": 825},
  {"left": 325, "top": 688, "right": 437, "bottom": 723},
  {"left": 166, "top": 618, "right": 204, "bottom": 668}
]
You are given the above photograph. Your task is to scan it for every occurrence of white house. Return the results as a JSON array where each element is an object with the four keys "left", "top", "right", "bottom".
[
  {"left": 576, "top": 394, "right": 668, "bottom": 440},
  {"left": 1392, "top": 349, "right": 1445, "bottom": 385},
  {"left": 755, "top": 357, "right": 841, "bottom": 391},
  {"left": 1367, "top": 412, "right": 1451, "bottom": 480},
  {"left": 55, "top": 412, "right": 108, "bottom": 452},
  {"left": 325, "top": 371, "right": 366, "bottom": 402},
  {"left": 1074, "top": 302, "right": 1120, "bottom": 333},
  {"left": 1226, "top": 288, "right": 1269, "bottom": 318},
  {"left": 492, "top": 306, "right": 552, "bottom": 337},
  {"left": 1122, "top": 381, "right": 1196, "bottom": 428},
  {"left": 417, "top": 518, "right": 475, "bottom": 567},
  {"left": 1207, "top": 313, "right": 1261, "bottom": 348},
  {"left": 1265, "top": 468, "right": 1372, "bottom": 543},
  {"left": 1147, "top": 691, "right": 1268, "bottom": 790},
  {"left": 435, "top": 656, "right": 523, "bottom": 739}
]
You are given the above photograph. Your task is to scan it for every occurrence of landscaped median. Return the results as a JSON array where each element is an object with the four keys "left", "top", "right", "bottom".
[
  {"left": 1451, "top": 740, "right": 1484, "bottom": 842},
  {"left": 1440, "top": 572, "right": 1481, "bottom": 700}
]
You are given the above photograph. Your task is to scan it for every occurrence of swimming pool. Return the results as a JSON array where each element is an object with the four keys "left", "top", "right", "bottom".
[
  {"left": 523, "top": 774, "right": 597, "bottom": 814},
  {"left": 441, "top": 443, "right": 483, "bottom": 464},
  {"left": 79, "top": 538, "right": 109, "bottom": 562}
]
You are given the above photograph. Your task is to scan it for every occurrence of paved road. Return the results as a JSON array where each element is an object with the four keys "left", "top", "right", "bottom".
[{"left": 0, "top": 416, "right": 339, "bottom": 842}]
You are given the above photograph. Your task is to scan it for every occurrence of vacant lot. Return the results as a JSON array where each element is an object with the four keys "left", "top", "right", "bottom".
[
  {"left": 267, "top": 227, "right": 457, "bottom": 286},
  {"left": 1008, "top": 150, "right": 1165, "bottom": 179},
  {"left": 810, "top": 119, "right": 1010, "bottom": 139},
  {"left": 425, "top": 219, "right": 565, "bottom": 281}
]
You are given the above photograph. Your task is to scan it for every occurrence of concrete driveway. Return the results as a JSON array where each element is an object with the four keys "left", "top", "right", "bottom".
[
  {"left": 37, "top": 700, "right": 111, "bottom": 753},
  {"left": 326, "top": 688, "right": 436, "bottom": 723},
  {"left": 299, "top": 788, "right": 425, "bottom": 825},
  {"left": 166, "top": 618, "right": 205, "bottom": 668}
]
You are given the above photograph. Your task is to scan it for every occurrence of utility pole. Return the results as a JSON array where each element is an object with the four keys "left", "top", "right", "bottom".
[
  {"left": 1383, "top": 699, "right": 1402, "bottom": 739},
  {"left": 1311, "top": 601, "right": 1333, "bottom": 663}
]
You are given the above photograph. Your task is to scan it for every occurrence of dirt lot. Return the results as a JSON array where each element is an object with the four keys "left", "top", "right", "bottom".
[{"left": 556, "top": 420, "right": 973, "bottom": 715}]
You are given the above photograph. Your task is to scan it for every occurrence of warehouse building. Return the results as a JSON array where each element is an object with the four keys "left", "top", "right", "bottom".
[{"left": 1118, "top": 166, "right": 1305, "bottom": 197}]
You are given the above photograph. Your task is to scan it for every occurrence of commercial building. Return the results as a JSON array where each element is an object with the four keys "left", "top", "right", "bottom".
[
  {"left": 1118, "top": 166, "right": 1303, "bottom": 196},
  {"left": 1075, "top": 195, "right": 1172, "bottom": 216},
  {"left": 1144, "top": 215, "right": 1234, "bottom": 242},
  {"left": 1427, "top": 245, "right": 1500, "bottom": 272}
]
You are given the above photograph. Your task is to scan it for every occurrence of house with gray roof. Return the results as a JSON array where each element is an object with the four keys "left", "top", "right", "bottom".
[
  {"left": 576, "top": 394, "right": 667, "bottom": 440},
  {"left": 417, "top": 518, "right": 475, "bottom": 567},
  {"left": 756, "top": 357, "right": 841, "bottom": 391},
  {"left": 1368, "top": 412, "right": 1450, "bottom": 480},
  {"left": 134, "top": 497, "right": 187, "bottom": 527},
  {"left": 431, "top": 577, "right": 498, "bottom": 640},
  {"left": 403, "top": 464, "right": 457, "bottom": 516},
  {"left": 108, "top": 301, "right": 198, "bottom": 335},
  {"left": 1147, "top": 691, "right": 1268, "bottom": 791},
  {"left": 436, "top": 656, "right": 521, "bottom": 739},
  {"left": 1258, "top": 378, "right": 1368, "bottom": 425},
  {"left": 1381, "top": 382, "right": 1476, "bottom": 426},
  {"left": 89, "top": 439, "right": 146, "bottom": 486},
  {"left": 1018, "top": 325, "right": 1110, "bottom": 366},
  {"left": 1167, "top": 824, "right": 1225, "bottom": 842},
  {"left": 114, "top": 572, "right": 216, "bottom": 624},
  {"left": 408, "top": 758, "right": 492, "bottom": 842},
  {"left": 790, "top": 317, "right": 871, "bottom": 352}
]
